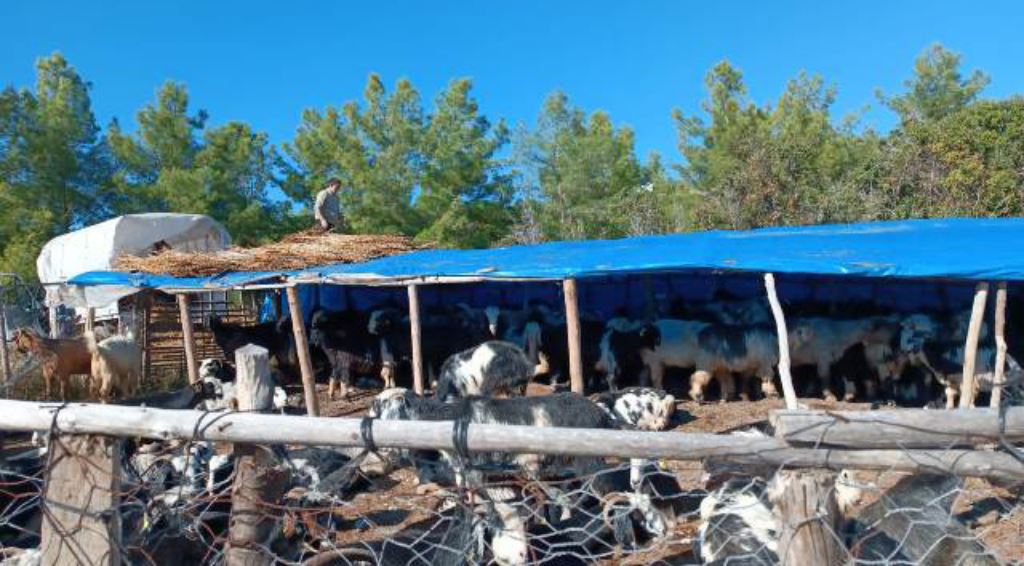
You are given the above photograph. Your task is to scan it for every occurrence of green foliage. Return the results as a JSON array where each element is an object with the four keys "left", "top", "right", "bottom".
[
  {"left": 675, "top": 62, "right": 884, "bottom": 229},
  {"left": 107, "top": 83, "right": 297, "bottom": 245},
  {"left": 282, "top": 75, "right": 513, "bottom": 247},
  {"left": 512, "top": 92, "right": 681, "bottom": 241},
  {"left": 877, "top": 98, "right": 1024, "bottom": 217},
  {"left": 880, "top": 44, "right": 990, "bottom": 124},
  {"left": 2, "top": 44, "right": 1024, "bottom": 283},
  {"left": 0, "top": 54, "right": 105, "bottom": 280}
]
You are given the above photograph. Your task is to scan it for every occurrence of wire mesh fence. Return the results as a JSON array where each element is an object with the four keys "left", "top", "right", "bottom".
[{"left": 0, "top": 408, "right": 1019, "bottom": 566}]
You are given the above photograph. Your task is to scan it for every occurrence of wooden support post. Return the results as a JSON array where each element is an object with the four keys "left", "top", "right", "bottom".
[
  {"left": 234, "top": 344, "right": 275, "bottom": 411},
  {"left": 407, "top": 284, "right": 425, "bottom": 395},
  {"left": 41, "top": 435, "right": 123, "bottom": 565},
  {"left": 0, "top": 305, "right": 10, "bottom": 385},
  {"left": 769, "top": 470, "right": 844, "bottom": 565},
  {"left": 226, "top": 344, "right": 289, "bottom": 566},
  {"left": 960, "top": 282, "right": 989, "bottom": 409},
  {"left": 563, "top": 278, "right": 585, "bottom": 394},
  {"left": 285, "top": 286, "right": 319, "bottom": 417},
  {"left": 141, "top": 299, "right": 152, "bottom": 385},
  {"left": 991, "top": 282, "right": 1008, "bottom": 408},
  {"left": 177, "top": 294, "right": 200, "bottom": 385},
  {"left": 48, "top": 305, "right": 60, "bottom": 339},
  {"left": 765, "top": 273, "right": 798, "bottom": 410},
  {"left": 85, "top": 306, "right": 95, "bottom": 333}
]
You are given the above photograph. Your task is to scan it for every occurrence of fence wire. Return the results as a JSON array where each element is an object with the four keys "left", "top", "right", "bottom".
[{"left": 0, "top": 417, "right": 1019, "bottom": 566}]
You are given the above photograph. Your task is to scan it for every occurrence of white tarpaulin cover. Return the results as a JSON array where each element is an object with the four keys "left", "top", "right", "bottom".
[{"left": 38, "top": 213, "right": 230, "bottom": 311}]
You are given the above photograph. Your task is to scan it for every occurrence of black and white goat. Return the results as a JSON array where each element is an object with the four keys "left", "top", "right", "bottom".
[
  {"left": 435, "top": 341, "right": 534, "bottom": 401},
  {"left": 368, "top": 388, "right": 617, "bottom": 487},
  {"left": 591, "top": 387, "right": 676, "bottom": 432}
]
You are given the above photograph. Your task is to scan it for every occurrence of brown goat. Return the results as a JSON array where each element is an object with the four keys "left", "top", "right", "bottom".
[{"left": 11, "top": 328, "right": 91, "bottom": 400}]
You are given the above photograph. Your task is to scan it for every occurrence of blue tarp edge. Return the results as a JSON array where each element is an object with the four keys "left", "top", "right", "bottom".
[{"left": 65, "top": 218, "right": 1024, "bottom": 290}]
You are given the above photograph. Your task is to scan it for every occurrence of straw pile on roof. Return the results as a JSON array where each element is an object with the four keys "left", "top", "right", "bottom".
[{"left": 114, "top": 230, "right": 424, "bottom": 276}]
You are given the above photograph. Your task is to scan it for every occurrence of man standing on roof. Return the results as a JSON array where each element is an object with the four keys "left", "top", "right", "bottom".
[{"left": 314, "top": 177, "right": 347, "bottom": 233}]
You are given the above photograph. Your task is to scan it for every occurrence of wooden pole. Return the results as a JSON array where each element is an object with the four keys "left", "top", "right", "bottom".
[
  {"left": 959, "top": 282, "right": 989, "bottom": 408},
  {"left": 233, "top": 344, "right": 275, "bottom": 411},
  {"left": 0, "top": 305, "right": 11, "bottom": 385},
  {"left": 765, "top": 273, "right": 798, "bottom": 410},
  {"left": 141, "top": 299, "right": 152, "bottom": 385},
  {"left": 5, "top": 400, "right": 1023, "bottom": 482},
  {"left": 285, "top": 286, "right": 319, "bottom": 416},
  {"left": 563, "top": 278, "right": 585, "bottom": 394},
  {"left": 2, "top": 400, "right": 1023, "bottom": 481},
  {"left": 226, "top": 344, "right": 287, "bottom": 566},
  {"left": 772, "top": 406, "right": 1024, "bottom": 448},
  {"left": 407, "top": 284, "right": 425, "bottom": 395},
  {"left": 991, "top": 282, "right": 1008, "bottom": 409},
  {"left": 177, "top": 294, "right": 200, "bottom": 385},
  {"left": 41, "top": 435, "right": 122, "bottom": 565},
  {"left": 48, "top": 306, "right": 60, "bottom": 339},
  {"left": 770, "top": 470, "right": 844, "bottom": 566}
]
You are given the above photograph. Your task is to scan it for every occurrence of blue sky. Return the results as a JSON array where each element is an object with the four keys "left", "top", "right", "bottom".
[{"left": 2, "top": 0, "right": 1023, "bottom": 164}]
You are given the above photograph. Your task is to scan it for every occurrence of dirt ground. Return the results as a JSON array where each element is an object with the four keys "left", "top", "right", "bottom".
[{"left": 306, "top": 384, "right": 1023, "bottom": 564}]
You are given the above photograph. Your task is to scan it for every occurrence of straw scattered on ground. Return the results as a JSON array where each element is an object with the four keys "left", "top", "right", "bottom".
[{"left": 114, "top": 230, "right": 424, "bottom": 276}]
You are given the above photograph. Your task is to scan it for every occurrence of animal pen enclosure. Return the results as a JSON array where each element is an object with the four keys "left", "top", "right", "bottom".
[{"left": 2, "top": 218, "right": 1023, "bottom": 564}]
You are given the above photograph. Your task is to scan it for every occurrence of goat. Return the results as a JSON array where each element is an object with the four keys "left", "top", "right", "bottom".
[
  {"left": 435, "top": 341, "right": 534, "bottom": 401},
  {"left": 85, "top": 330, "right": 142, "bottom": 402},
  {"left": 11, "top": 328, "right": 90, "bottom": 400}
]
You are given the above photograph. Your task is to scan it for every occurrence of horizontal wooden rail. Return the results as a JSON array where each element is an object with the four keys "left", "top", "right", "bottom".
[
  {"left": 771, "top": 407, "right": 1024, "bottom": 448},
  {"left": 0, "top": 400, "right": 1021, "bottom": 481}
]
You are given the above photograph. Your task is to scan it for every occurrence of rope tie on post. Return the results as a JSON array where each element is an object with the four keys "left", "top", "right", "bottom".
[{"left": 359, "top": 416, "right": 379, "bottom": 456}]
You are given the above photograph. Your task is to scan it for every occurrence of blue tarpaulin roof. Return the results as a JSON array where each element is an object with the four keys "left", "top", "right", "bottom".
[{"left": 67, "top": 218, "right": 1024, "bottom": 291}]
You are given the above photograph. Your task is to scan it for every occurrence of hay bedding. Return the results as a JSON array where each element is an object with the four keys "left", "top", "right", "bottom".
[{"left": 114, "top": 230, "right": 424, "bottom": 276}]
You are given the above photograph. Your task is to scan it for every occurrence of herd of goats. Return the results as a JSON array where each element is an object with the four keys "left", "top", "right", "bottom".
[
  {"left": 214, "top": 293, "right": 1020, "bottom": 410},
  {"left": 0, "top": 290, "right": 1018, "bottom": 564}
]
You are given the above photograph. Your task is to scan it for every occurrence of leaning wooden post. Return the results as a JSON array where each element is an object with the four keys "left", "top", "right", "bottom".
[
  {"left": 991, "top": 282, "right": 1008, "bottom": 409},
  {"left": 407, "top": 284, "right": 425, "bottom": 395},
  {"left": 41, "top": 435, "right": 123, "bottom": 565},
  {"left": 960, "top": 282, "right": 989, "bottom": 409},
  {"left": 285, "top": 286, "right": 319, "bottom": 416},
  {"left": 177, "top": 294, "right": 200, "bottom": 385},
  {"left": 563, "top": 278, "right": 585, "bottom": 394},
  {"left": 226, "top": 344, "right": 289, "bottom": 566},
  {"left": 765, "top": 273, "right": 798, "bottom": 410},
  {"left": 769, "top": 470, "right": 844, "bottom": 565}
]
